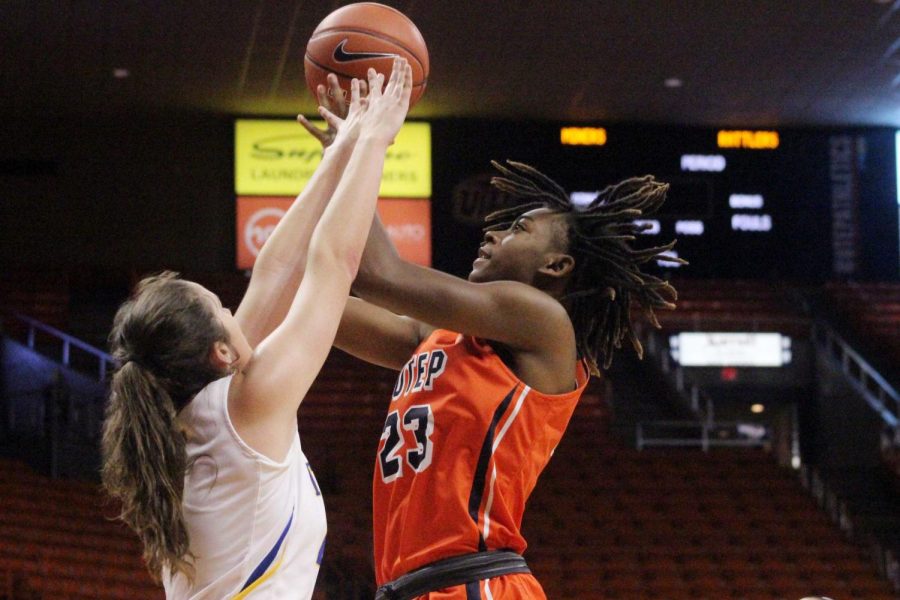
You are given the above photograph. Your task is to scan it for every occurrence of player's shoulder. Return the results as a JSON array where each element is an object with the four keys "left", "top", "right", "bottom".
[
  {"left": 484, "top": 280, "right": 572, "bottom": 325},
  {"left": 417, "top": 327, "right": 460, "bottom": 347}
]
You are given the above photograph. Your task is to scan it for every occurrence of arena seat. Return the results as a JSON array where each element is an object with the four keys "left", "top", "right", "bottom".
[
  {"left": 1, "top": 340, "right": 895, "bottom": 598},
  {"left": 655, "top": 279, "right": 811, "bottom": 337},
  {"left": 0, "top": 459, "right": 162, "bottom": 599},
  {"left": 519, "top": 389, "right": 895, "bottom": 599}
]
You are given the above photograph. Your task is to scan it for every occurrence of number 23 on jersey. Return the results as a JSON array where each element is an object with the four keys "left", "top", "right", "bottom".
[{"left": 378, "top": 405, "right": 435, "bottom": 483}]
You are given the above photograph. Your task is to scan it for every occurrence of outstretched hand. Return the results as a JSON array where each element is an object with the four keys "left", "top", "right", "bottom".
[
  {"left": 314, "top": 76, "right": 369, "bottom": 148},
  {"left": 297, "top": 73, "right": 369, "bottom": 148},
  {"left": 358, "top": 57, "right": 413, "bottom": 145}
]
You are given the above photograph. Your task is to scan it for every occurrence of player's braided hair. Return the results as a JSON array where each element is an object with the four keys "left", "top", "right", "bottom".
[{"left": 485, "top": 160, "right": 685, "bottom": 373}]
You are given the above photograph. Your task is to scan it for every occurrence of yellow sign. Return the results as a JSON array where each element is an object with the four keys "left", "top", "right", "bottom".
[
  {"left": 235, "top": 119, "right": 431, "bottom": 197},
  {"left": 717, "top": 130, "right": 780, "bottom": 150},
  {"left": 560, "top": 127, "right": 607, "bottom": 146}
]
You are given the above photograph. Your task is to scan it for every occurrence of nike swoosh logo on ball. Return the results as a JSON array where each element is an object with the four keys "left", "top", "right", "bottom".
[{"left": 332, "top": 39, "right": 399, "bottom": 62}]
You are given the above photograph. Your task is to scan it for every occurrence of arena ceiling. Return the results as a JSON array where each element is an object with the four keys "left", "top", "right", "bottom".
[{"left": 3, "top": 0, "right": 900, "bottom": 127}]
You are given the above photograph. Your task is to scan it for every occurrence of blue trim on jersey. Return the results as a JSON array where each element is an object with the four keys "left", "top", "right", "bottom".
[
  {"left": 465, "top": 580, "right": 482, "bottom": 599},
  {"left": 316, "top": 538, "right": 326, "bottom": 566},
  {"left": 239, "top": 509, "right": 295, "bottom": 592},
  {"left": 306, "top": 462, "right": 321, "bottom": 496},
  {"left": 467, "top": 384, "right": 518, "bottom": 552}
]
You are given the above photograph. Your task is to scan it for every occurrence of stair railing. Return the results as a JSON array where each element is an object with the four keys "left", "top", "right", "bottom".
[
  {"left": 813, "top": 320, "right": 899, "bottom": 429},
  {"left": 12, "top": 313, "right": 114, "bottom": 382}
]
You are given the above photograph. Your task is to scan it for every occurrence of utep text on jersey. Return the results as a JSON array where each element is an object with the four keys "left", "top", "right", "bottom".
[{"left": 392, "top": 349, "right": 447, "bottom": 400}]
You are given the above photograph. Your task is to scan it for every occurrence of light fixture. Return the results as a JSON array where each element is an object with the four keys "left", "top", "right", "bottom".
[
  {"left": 751, "top": 403, "right": 765, "bottom": 414},
  {"left": 664, "top": 78, "right": 683, "bottom": 88},
  {"left": 113, "top": 68, "right": 130, "bottom": 79}
]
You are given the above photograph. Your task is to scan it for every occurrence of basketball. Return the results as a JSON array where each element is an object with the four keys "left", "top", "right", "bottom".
[{"left": 304, "top": 2, "right": 429, "bottom": 108}]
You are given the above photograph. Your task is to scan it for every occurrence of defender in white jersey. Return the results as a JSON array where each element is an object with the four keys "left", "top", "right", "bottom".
[
  {"left": 101, "top": 62, "right": 413, "bottom": 598},
  {"left": 162, "top": 376, "right": 326, "bottom": 599}
]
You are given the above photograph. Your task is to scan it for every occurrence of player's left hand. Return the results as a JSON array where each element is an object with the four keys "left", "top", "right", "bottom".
[
  {"left": 298, "top": 73, "right": 368, "bottom": 148},
  {"left": 318, "top": 76, "right": 367, "bottom": 147}
]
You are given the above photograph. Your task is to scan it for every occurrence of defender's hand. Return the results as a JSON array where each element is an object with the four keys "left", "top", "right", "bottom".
[{"left": 358, "top": 57, "right": 413, "bottom": 145}]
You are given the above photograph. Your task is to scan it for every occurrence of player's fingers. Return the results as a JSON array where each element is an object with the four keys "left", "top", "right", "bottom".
[
  {"left": 317, "top": 105, "right": 342, "bottom": 131},
  {"left": 386, "top": 57, "right": 401, "bottom": 93},
  {"left": 359, "top": 78, "right": 368, "bottom": 98},
  {"left": 369, "top": 73, "right": 385, "bottom": 101},
  {"left": 394, "top": 59, "right": 409, "bottom": 98},
  {"left": 395, "top": 58, "right": 409, "bottom": 95},
  {"left": 349, "top": 78, "right": 361, "bottom": 107},
  {"left": 387, "top": 58, "right": 406, "bottom": 99},
  {"left": 327, "top": 73, "right": 346, "bottom": 116},
  {"left": 298, "top": 114, "right": 327, "bottom": 143},
  {"left": 400, "top": 63, "right": 413, "bottom": 103},
  {"left": 367, "top": 68, "right": 381, "bottom": 98},
  {"left": 316, "top": 84, "right": 330, "bottom": 110},
  {"left": 297, "top": 114, "right": 322, "bottom": 137}
]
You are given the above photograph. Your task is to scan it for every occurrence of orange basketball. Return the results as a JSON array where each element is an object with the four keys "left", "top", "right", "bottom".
[{"left": 304, "top": 2, "right": 429, "bottom": 108}]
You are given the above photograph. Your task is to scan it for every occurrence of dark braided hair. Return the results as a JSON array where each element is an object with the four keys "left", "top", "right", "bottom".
[{"left": 485, "top": 160, "right": 686, "bottom": 373}]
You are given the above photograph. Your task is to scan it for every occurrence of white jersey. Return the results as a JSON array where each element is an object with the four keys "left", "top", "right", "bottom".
[{"left": 163, "top": 375, "right": 327, "bottom": 600}]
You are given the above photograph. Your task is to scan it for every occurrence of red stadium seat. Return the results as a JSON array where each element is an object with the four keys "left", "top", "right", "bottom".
[{"left": 2, "top": 330, "right": 895, "bottom": 600}]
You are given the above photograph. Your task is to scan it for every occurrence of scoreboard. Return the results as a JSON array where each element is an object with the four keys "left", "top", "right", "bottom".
[
  {"left": 563, "top": 126, "right": 809, "bottom": 279},
  {"left": 428, "top": 121, "right": 899, "bottom": 281}
]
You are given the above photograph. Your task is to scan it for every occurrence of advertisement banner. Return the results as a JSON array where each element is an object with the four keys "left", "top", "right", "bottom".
[
  {"left": 235, "top": 119, "right": 431, "bottom": 197},
  {"left": 236, "top": 196, "right": 431, "bottom": 269},
  {"left": 376, "top": 198, "right": 432, "bottom": 267}
]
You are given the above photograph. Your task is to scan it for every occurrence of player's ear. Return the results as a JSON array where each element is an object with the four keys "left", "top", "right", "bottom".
[
  {"left": 538, "top": 253, "right": 575, "bottom": 279},
  {"left": 209, "top": 341, "right": 234, "bottom": 369}
]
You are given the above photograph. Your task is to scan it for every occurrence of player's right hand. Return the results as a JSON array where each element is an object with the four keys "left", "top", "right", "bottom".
[
  {"left": 317, "top": 77, "right": 367, "bottom": 147},
  {"left": 298, "top": 73, "right": 368, "bottom": 148},
  {"left": 358, "top": 57, "right": 413, "bottom": 145}
]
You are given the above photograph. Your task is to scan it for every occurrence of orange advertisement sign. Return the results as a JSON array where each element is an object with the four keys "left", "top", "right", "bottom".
[
  {"left": 236, "top": 196, "right": 431, "bottom": 270},
  {"left": 236, "top": 197, "right": 292, "bottom": 270},
  {"left": 377, "top": 198, "right": 432, "bottom": 267}
]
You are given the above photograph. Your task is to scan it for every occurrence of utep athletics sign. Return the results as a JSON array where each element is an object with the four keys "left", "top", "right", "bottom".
[
  {"left": 235, "top": 119, "right": 431, "bottom": 197},
  {"left": 236, "top": 196, "right": 431, "bottom": 269}
]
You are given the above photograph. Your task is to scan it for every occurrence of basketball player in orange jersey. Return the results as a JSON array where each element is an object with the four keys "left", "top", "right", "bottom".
[{"left": 302, "top": 91, "right": 684, "bottom": 600}]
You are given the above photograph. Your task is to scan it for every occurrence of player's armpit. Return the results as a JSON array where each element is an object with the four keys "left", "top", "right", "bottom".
[{"left": 334, "top": 297, "right": 431, "bottom": 370}]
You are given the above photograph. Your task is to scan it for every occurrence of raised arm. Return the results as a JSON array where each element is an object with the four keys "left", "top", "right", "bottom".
[
  {"left": 334, "top": 297, "right": 432, "bottom": 370},
  {"left": 353, "top": 213, "right": 574, "bottom": 355},
  {"left": 230, "top": 60, "right": 414, "bottom": 459},
  {"left": 234, "top": 75, "right": 358, "bottom": 349}
]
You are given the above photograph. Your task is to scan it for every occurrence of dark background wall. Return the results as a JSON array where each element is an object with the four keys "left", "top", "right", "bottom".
[
  {"left": 1, "top": 114, "right": 233, "bottom": 271},
  {"left": 429, "top": 122, "right": 899, "bottom": 281},
  {"left": 2, "top": 114, "right": 897, "bottom": 281}
]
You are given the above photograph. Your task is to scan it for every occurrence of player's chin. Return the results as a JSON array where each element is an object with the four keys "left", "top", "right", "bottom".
[
  {"left": 468, "top": 263, "right": 490, "bottom": 283},
  {"left": 470, "top": 256, "right": 508, "bottom": 283}
]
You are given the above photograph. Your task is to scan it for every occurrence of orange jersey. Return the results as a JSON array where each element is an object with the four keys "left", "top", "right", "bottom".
[{"left": 373, "top": 329, "right": 589, "bottom": 585}]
